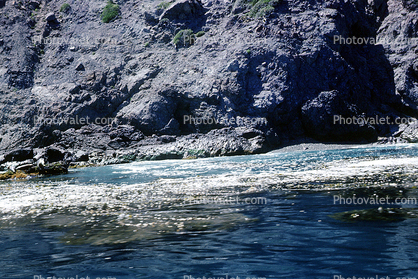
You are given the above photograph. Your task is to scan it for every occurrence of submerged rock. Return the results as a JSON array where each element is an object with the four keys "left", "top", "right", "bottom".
[
  {"left": 331, "top": 207, "right": 418, "bottom": 222},
  {"left": 34, "top": 162, "right": 68, "bottom": 175}
]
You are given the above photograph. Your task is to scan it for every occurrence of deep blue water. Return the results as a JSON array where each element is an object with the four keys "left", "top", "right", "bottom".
[{"left": 2, "top": 144, "right": 418, "bottom": 279}]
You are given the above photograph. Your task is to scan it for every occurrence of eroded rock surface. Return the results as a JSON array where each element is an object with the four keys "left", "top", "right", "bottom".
[{"left": 0, "top": 0, "right": 417, "bottom": 165}]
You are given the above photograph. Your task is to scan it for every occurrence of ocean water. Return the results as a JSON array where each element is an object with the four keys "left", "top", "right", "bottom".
[{"left": 2, "top": 144, "right": 418, "bottom": 278}]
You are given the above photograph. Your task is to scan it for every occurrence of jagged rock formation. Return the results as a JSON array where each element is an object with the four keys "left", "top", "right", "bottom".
[{"left": 0, "top": 0, "right": 417, "bottom": 166}]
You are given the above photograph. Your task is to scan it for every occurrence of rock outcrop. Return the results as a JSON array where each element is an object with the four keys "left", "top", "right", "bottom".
[
  {"left": 160, "top": 0, "right": 205, "bottom": 21},
  {"left": 0, "top": 0, "right": 417, "bottom": 167}
]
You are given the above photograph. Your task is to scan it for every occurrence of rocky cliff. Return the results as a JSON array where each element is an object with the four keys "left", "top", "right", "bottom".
[{"left": 0, "top": 0, "right": 417, "bottom": 166}]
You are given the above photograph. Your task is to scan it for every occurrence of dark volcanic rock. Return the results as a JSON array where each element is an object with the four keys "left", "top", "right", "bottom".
[
  {"left": 0, "top": 0, "right": 417, "bottom": 164},
  {"left": 37, "top": 163, "right": 68, "bottom": 175},
  {"left": 301, "top": 90, "right": 377, "bottom": 142},
  {"left": 2, "top": 148, "right": 34, "bottom": 163},
  {"left": 160, "top": 0, "right": 204, "bottom": 21},
  {"left": 27, "top": 163, "right": 68, "bottom": 175},
  {"left": 45, "top": 12, "right": 57, "bottom": 23},
  {"left": 402, "top": 0, "right": 418, "bottom": 11},
  {"left": 45, "top": 147, "right": 66, "bottom": 163}
]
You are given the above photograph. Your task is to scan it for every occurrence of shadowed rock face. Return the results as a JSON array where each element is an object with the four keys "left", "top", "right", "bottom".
[
  {"left": 301, "top": 90, "right": 378, "bottom": 142},
  {"left": 0, "top": 0, "right": 417, "bottom": 164},
  {"left": 160, "top": 0, "right": 205, "bottom": 21}
]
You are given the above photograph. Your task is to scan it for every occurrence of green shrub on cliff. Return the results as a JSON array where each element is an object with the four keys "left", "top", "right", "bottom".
[
  {"left": 101, "top": 0, "right": 120, "bottom": 23},
  {"left": 60, "top": 3, "right": 70, "bottom": 13},
  {"left": 248, "top": 0, "right": 281, "bottom": 18},
  {"left": 173, "top": 29, "right": 194, "bottom": 46},
  {"left": 195, "top": 31, "right": 205, "bottom": 37},
  {"left": 157, "top": 1, "right": 171, "bottom": 10}
]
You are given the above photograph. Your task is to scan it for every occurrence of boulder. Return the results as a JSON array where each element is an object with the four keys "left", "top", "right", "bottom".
[
  {"left": 45, "top": 147, "right": 65, "bottom": 162},
  {"left": 45, "top": 12, "right": 57, "bottom": 23},
  {"left": 235, "top": 127, "right": 264, "bottom": 139},
  {"left": 36, "top": 163, "right": 68, "bottom": 175},
  {"left": 74, "top": 150, "right": 89, "bottom": 162},
  {"left": 144, "top": 11, "right": 158, "bottom": 25},
  {"left": 75, "top": 63, "right": 85, "bottom": 71},
  {"left": 108, "top": 125, "right": 143, "bottom": 141},
  {"left": 28, "top": 0, "right": 40, "bottom": 10},
  {"left": 400, "top": 121, "right": 418, "bottom": 142},
  {"left": 16, "top": 163, "right": 35, "bottom": 172},
  {"left": 159, "top": 0, "right": 204, "bottom": 21},
  {"left": 402, "top": 0, "right": 418, "bottom": 11},
  {"left": 2, "top": 148, "right": 34, "bottom": 163}
]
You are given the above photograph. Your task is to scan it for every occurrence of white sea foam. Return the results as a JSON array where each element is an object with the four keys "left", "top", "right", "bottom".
[{"left": 1, "top": 144, "right": 418, "bottom": 241}]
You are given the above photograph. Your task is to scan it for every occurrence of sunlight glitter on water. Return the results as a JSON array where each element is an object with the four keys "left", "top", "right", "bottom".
[{"left": 0, "top": 144, "right": 418, "bottom": 245}]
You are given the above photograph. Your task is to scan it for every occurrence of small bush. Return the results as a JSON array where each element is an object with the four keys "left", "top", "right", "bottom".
[
  {"left": 160, "top": 18, "right": 170, "bottom": 24},
  {"left": 101, "top": 0, "right": 120, "bottom": 23},
  {"left": 173, "top": 29, "right": 194, "bottom": 46},
  {"left": 248, "top": 0, "right": 280, "bottom": 18},
  {"left": 157, "top": 1, "right": 171, "bottom": 10},
  {"left": 59, "top": 3, "right": 70, "bottom": 13},
  {"left": 195, "top": 31, "right": 205, "bottom": 37}
]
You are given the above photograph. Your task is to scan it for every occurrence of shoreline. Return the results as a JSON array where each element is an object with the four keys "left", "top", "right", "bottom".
[
  {"left": 271, "top": 141, "right": 369, "bottom": 153},
  {"left": 0, "top": 133, "right": 412, "bottom": 181}
]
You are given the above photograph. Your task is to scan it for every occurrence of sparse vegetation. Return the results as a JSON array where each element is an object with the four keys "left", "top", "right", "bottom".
[
  {"left": 101, "top": 0, "right": 120, "bottom": 23},
  {"left": 144, "top": 42, "right": 150, "bottom": 47},
  {"left": 195, "top": 31, "right": 205, "bottom": 37},
  {"left": 59, "top": 3, "right": 70, "bottom": 13},
  {"left": 173, "top": 29, "right": 194, "bottom": 46},
  {"left": 157, "top": 1, "right": 171, "bottom": 10},
  {"left": 0, "top": 170, "right": 28, "bottom": 180},
  {"left": 160, "top": 18, "right": 170, "bottom": 24},
  {"left": 247, "top": 0, "right": 281, "bottom": 18}
]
